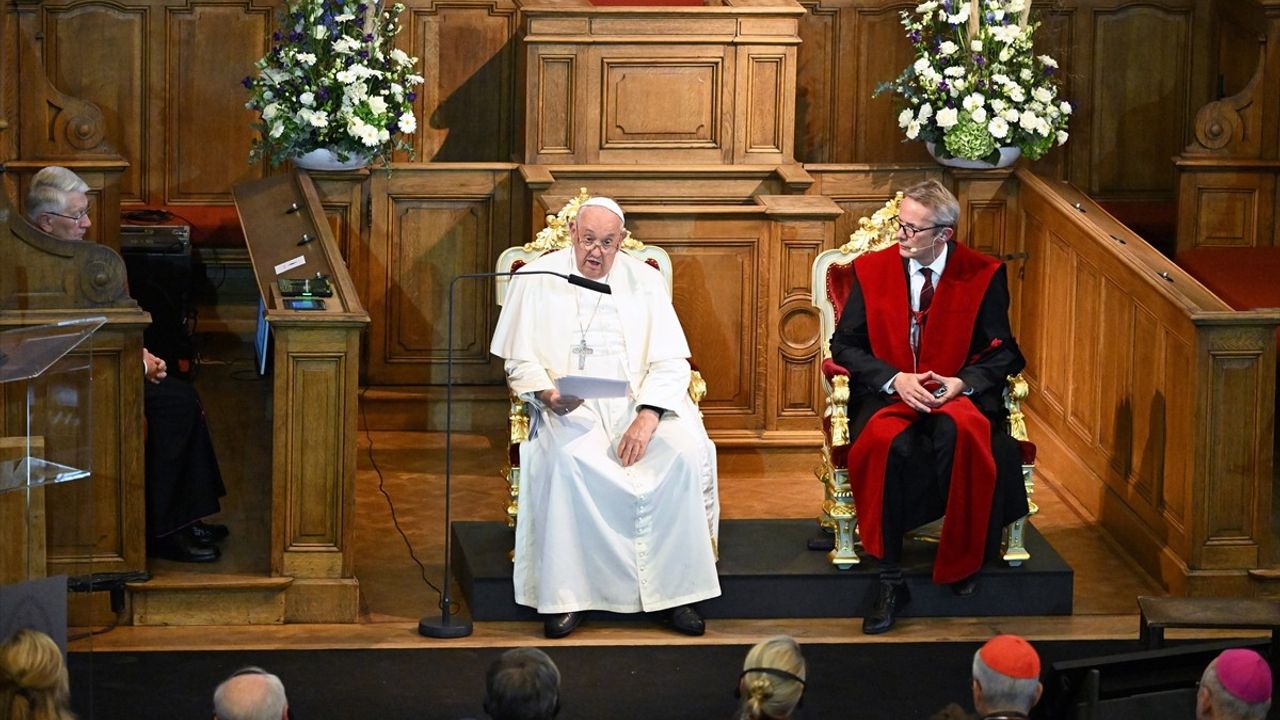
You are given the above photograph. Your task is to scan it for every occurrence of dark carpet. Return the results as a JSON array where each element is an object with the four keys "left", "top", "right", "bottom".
[{"left": 67, "top": 639, "right": 1163, "bottom": 720}]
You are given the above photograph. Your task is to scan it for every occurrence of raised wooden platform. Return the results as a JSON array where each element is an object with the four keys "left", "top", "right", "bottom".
[{"left": 454, "top": 518, "right": 1073, "bottom": 622}]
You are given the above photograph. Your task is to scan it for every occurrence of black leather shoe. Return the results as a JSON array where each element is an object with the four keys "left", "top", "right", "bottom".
[
  {"left": 951, "top": 573, "right": 979, "bottom": 597},
  {"left": 148, "top": 528, "right": 220, "bottom": 563},
  {"left": 544, "top": 612, "right": 583, "bottom": 639},
  {"left": 667, "top": 605, "right": 705, "bottom": 636},
  {"left": 189, "top": 521, "right": 229, "bottom": 545},
  {"left": 862, "top": 580, "right": 910, "bottom": 635}
]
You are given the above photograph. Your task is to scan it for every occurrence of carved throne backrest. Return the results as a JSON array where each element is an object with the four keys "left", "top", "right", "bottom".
[{"left": 810, "top": 192, "right": 903, "bottom": 357}]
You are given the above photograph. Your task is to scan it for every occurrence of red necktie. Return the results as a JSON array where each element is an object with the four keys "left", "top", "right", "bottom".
[{"left": 919, "top": 267, "right": 934, "bottom": 313}]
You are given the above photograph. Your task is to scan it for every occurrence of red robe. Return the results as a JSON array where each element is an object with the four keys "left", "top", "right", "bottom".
[{"left": 848, "top": 243, "right": 1002, "bottom": 583}]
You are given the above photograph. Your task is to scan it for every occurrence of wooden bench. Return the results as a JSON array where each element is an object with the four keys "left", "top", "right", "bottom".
[{"left": 1138, "top": 595, "right": 1280, "bottom": 659}]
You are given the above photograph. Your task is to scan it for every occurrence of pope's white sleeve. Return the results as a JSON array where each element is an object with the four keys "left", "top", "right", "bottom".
[
  {"left": 634, "top": 357, "right": 691, "bottom": 416},
  {"left": 504, "top": 359, "right": 554, "bottom": 401}
]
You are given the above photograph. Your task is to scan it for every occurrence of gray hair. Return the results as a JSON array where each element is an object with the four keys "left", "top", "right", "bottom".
[
  {"left": 484, "top": 647, "right": 561, "bottom": 720},
  {"left": 736, "top": 635, "right": 806, "bottom": 720},
  {"left": 972, "top": 651, "right": 1039, "bottom": 714},
  {"left": 902, "top": 179, "right": 959, "bottom": 229},
  {"left": 1202, "top": 659, "right": 1272, "bottom": 720},
  {"left": 213, "top": 666, "right": 288, "bottom": 720},
  {"left": 25, "top": 166, "right": 89, "bottom": 221}
]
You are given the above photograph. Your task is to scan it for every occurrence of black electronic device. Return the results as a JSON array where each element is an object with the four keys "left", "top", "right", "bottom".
[
  {"left": 284, "top": 297, "right": 326, "bottom": 311},
  {"left": 278, "top": 275, "right": 333, "bottom": 297}
]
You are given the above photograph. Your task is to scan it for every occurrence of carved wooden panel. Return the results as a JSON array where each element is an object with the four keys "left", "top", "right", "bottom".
[
  {"left": 166, "top": 3, "right": 271, "bottom": 203},
  {"left": 602, "top": 58, "right": 721, "bottom": 148},
  {"left": 740, "top": 51, "right": 789, "bottom": 158},
  {"left": 407, "top": 1, "right": 519, "bottom": 162},
  {"left": 1176, "top": 168, "right": 1278, "bottom": 252},
  {"left": 365, "top": 165, "right": 513, "bottom": 386},
  {"left": 41, "top": 3, "right": 148, "bottom": 202},
  {"left": 534, "top": 54, "right": 576, "bottom": 156}
]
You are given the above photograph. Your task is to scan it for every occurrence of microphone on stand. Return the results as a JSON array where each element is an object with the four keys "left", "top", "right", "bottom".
[{"left": 418, "top": 267, "right": 611, "bottom": 638}]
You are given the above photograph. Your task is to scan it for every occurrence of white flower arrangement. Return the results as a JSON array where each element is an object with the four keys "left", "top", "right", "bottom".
[
  {"left": 244, "top": 0, "right": 424, "bottom": 167},
  {"left": 876, "top": 0, "right": 1071, "bottom": 163}
]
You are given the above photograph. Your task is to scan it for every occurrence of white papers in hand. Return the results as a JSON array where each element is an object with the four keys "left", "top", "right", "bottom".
[{"left": 554, "top": 375, "right": 630, "bottom": 399}]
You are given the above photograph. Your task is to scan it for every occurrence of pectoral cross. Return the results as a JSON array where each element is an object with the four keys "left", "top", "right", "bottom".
[{"left": 572, "top": 337, "right": 593, "bottom": 370}]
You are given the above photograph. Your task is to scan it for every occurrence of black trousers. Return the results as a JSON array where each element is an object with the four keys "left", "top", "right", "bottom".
[{"left": 143, "top": 378, "right": 225, "bottom": 538}]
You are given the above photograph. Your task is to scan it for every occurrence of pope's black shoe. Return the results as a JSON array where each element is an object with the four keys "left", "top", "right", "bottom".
[
  {"left": 544, "top": 612, "right": 583, "bottom": 639},
  {"left": 147, "top": 527, "right": 220, "bottom": 563},
  {"left": 862, "top": 580, "right": 910, "bottom": 635},
  {"left": 190, "top": 520, "right": 230, "bottom": 544},
  {"left": 666, "top": 605, "right": 705, "bottom": 636}
]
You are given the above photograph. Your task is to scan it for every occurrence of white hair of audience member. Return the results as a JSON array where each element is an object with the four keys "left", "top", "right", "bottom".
[
  {"left": 971, "top": 650, "right": 1039, "bottom": 714},
  {"left": 24, "top": 166, "right": 89, "bottom": 221},
  {"left": 736, "top": 635, "right": 807, "bottom": 720},
  {"left": 1201, "top": 657, "right": 1272, "bottom": 720},
  {"left": 213, "top": 666, "right": 289, "bottom": 720}
]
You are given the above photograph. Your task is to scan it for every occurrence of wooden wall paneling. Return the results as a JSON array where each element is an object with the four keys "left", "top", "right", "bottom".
[
  {"left": 165, "top": 1, "right": 272, "bottom": 204},
  {"left": 1088, "top": 4, "right": 1193, "bottom": 197},
  {"left": 735, "top": 45, "right": 796, "bottom": 164},
  {"left": 1, "top": 2, "right": 14, "bottom": 163},
  {"left": 755, "top": 194, "right": 841, "bottom": 436},
  {"left": 311, "top": 173, "right": 370, "bottom": 375},
  {"left": 407, "top": 0, "right": 519, "bottom": 162},
  {"left": 364, "top": 164, "right": 515, "bottom": 387},
  {"left": 1016, "top": 169, "right": 1279, "bottom": 595},
  {"left": 803, "top": 164, "right": 940, "bottom": 245}
]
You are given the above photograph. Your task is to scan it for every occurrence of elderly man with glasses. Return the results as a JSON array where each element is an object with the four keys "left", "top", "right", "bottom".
[
  {"left": 830, "top": 179, "right": 1028, "bottom": 634},
  {"left": 26, "top": 166, "right": 229, "bottom": 564},
  {"left": 491, "top": 196, "right": 719, "bottom": 639}
]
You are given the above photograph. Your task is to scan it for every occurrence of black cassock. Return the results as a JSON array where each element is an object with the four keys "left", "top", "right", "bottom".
[
  {"left": 830, "top": 254, "right": 1028, "bottom": 565},
  {"left": 143, "top": 377, "right": 225, "bottom": 538}
]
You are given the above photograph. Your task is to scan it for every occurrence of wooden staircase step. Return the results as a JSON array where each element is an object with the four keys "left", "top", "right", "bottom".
[{"left": 127, "top": 572, "right": 293, "bottom": 626}]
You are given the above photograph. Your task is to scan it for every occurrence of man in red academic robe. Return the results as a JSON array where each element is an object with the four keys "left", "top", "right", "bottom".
[{"left": 830, "top": 179, "right": 1029, "bottom": 634}]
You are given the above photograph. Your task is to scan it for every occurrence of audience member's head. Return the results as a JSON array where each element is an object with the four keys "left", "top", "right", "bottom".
[
  {"left": 213, "top": 666, "right": 289, "bottom": 720},
  {"left": 735, "top": 635, "right": 807, "bottom": 720},
  {"left": 24, "top": 166, "right": 92, "bottom": 241},
  {"left": 1197, "top": 648, "right": 1272, "bottom": 720},
  {"left": 0, "top": 628, "right": 75, "bottom": 720},
  {"left": 483, "top": 647, "right": 561, "bottom": 720},
  {"left": 971, "top": 634, "right": 1042, "bottom": 716}
]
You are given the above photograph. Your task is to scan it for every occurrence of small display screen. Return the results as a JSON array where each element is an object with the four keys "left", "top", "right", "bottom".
[{"left": 284, "top": 298, "right": 325, "bottom": 311}]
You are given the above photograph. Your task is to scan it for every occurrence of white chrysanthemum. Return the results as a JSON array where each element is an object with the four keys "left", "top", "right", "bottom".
[
  {"left": 333, "top": 36, "right": 360, "bottom": 54},
  {"left": 991, "top": 98, "right": 1007, "bottom": 112},
  {"left": 298, "top": 108, "right": 328, "bottom": 128},
  {"left": 1038, "top": 55, "right": 1058, "bottom": 68},
  {"left": 1056, "top": 130, "right": 1069, "bottom": 145},
  {"left": 988, "top": 117, "right": 1010, "bottom": 139},
  {"left": 367, "top": 95, "right": 388, "bottom": 115},
  {"left": 1001, "top": 108, "right": 1019, "bottom": 123},
  {"left": 914, "top": 57, "right": 931, "bottom": 74},
  {"left": 939, "top": 40, "right": 958, "bottom": 55},
  {"left": 936, "top": 107, "right": 960, "bottom": 129},
  {"left": 407, "top": 73, "right": 425, "bottom": 85},
  {"left": 295, "top": 52, "right": 317, "bottom": 66},
  {"left": 944, "top": 65, "right": 966, "bottom": 78},
  {"left": 1032, "top": 86, "right": 1053, "bottom": 104},
  {"left": 970, "top": 106, "right": 988, "bottom": 124},
  {"left": 899, "top": 109, "right": 915, "bottom": 128},
  {"left": 916, "top": 0, "right": 938, "bottom": 13},
  {"left": 962, "top": 93, "right": 985, "bottom": 112},
  {"left": 947, "top": 3, "right": 970, "bottom": 25},
  {"left": 390, "top": 48, "right": 414, "bottom": 67},
  {"left": 399, "top": 111, "right": 417, "bottom": 134}
]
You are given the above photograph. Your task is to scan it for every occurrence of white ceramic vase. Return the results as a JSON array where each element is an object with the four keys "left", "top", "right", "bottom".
[
  {"left": 925, "top": 142, "right": 1021, "bottom": 170},
  {"left": 290, "top": 148, "right": 370, "bottom": 172}
]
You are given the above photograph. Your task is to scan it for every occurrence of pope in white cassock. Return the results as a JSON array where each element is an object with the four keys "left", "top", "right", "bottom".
[{"left": 489, "top": 197, "right": 721, "bottom": 639}]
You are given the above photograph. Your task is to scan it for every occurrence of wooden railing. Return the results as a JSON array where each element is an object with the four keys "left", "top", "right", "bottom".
[{"left": 1016, "top": 169, "right": 1280, "bottom": 595}]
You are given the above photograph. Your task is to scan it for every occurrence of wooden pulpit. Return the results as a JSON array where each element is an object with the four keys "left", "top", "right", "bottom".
[{"left": 233, "top": 170, "right": 370, "bottom": 622}]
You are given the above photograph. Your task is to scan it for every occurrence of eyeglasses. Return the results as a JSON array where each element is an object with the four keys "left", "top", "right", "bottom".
[
  {"left": 892, "top": 215, "right": 949, "bottom": 239},
  {"left": 45, "top": 204, "right": 92, "bottom": 222},
  {"left": 577, "top": 236, "right": 619, "bottom": 252}
]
